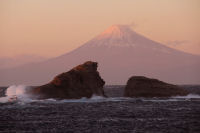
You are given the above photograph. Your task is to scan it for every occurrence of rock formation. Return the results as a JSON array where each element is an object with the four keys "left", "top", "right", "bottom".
[
  {"left": 124, "top": 76, "right": 189, "bottom": 97},
  {"left": 29, "top": 61, "right": 105, "bottom": 99}
]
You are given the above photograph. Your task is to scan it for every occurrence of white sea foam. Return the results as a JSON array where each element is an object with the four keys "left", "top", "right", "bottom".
[
  {"left": 40, "top": 95, "right": 131, "bottom": 103},
  {"left": 6, "top": 85, "right": 26, "bottom": 96},
  {"left": 54, "top": 95, "right": 106, "bottom": 103},
  {"left": 1, "top": 86, "right": 200, "bottom": 104},
  {"left": 172, "top": 94, "right": 200, "bottom": 99},
  {"left": 0, "top": 85, "right": 32, "bottom": 103}
]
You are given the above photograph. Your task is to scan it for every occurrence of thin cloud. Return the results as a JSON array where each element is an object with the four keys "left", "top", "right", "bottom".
[
  {"left": 129, "top": 21, "right": 137, "bottom": 29},
  {"left": 167, "top": 40, "right": 189, "bottom": 46}
]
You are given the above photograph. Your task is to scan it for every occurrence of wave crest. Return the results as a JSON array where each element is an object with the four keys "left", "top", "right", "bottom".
[{"left": 0, "top": 85, "right": 32, "bottom": 103}]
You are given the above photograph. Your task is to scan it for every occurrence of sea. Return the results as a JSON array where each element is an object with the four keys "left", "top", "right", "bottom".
[{"left": 0, "top": 85, "right": 200, "bottom": 133}]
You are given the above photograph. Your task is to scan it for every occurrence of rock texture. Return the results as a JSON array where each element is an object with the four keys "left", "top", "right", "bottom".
[
  {"left": 29, "top": 61, "right": 105, "bottom": 99},
  {"left": 124, "top": 76, "right": 189, "bottom": 97}
]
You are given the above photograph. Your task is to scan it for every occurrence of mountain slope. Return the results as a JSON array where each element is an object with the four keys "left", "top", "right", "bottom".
[{"left": 0, "top": 25, "right": 200, "bottom": 86}]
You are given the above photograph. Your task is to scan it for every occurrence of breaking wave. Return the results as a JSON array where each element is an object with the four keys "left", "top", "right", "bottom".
[
  {"left": 0, "top": 86, "right": 200, "bottom": 104},
  {"left": 0, "top": 85, "right": 32, "bottom": 103},
  {"left": 172, "top": 94, "right": 200, "bottom": 99}
]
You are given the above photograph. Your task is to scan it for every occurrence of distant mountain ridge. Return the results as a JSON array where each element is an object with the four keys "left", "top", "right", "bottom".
[
  {"left": 0, "top": 55, "right": 47, "bottom": 69},
  {"left": 0, "top": 25, "right": 200, "bottom": 86}
]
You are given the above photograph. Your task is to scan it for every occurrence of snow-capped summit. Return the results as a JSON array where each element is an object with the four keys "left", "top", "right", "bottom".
[
  {"left": 88, "top": 25, "right": 162, "bottom": 48},
  {"left": 89, "top": 25, "right": 143, "bottom": 47},
  {"left": 98, "top": 25, "right": 134, "bottom": 38}
]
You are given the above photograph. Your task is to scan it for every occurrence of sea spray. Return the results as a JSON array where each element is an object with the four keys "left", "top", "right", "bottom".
[
  {"left": 1, "top": 86, "right": 200, "bottom": 103},
  {"left": 6, "top": 85, "right": 26, "bottom": 97},
  {"left": 172, "top": 94, "right": 200, "bottom": 99},
  {"left": 0, "top": 85, "right": 32, "bottom": 103}
]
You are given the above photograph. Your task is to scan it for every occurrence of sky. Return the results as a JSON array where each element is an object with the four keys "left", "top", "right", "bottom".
[{"left": 0, "top": 0, "right": 200, "bottom": 58}]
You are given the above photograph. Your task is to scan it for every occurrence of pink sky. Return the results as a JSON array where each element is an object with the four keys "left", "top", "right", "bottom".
[{"left": 0, "top": 0, "right": 200, "bottom": 57}]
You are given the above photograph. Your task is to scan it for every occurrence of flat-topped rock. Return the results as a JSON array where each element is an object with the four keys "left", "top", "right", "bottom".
[{"left": 124, "top": 76, "right": 189, "bottom": 97}]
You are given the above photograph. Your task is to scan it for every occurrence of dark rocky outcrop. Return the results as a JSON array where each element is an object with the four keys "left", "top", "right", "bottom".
[
  {"left": 29, "top": 61, "right": 105, "bottom": 99},
  {"left": 124, "top": 76, "right": 189, "bottom": 97},
  {"left": 0, "top": 87, "right": 7, "bottom": 97}
]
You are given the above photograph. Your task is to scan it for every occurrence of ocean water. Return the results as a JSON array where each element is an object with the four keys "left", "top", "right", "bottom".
[{"left": 0, "top": 85, "right": 200, "bottom": 133}]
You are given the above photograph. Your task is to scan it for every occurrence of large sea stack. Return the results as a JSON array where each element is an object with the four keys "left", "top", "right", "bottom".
[
  {"left": 124, "top": 76, "right": 189, "bottom": 97},
  {"left": 29, "top": 61, "right": 105, "bottom": 99}
]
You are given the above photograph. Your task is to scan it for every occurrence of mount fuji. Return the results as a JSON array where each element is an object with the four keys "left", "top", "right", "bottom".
[{"left": 1, "top": 25, "right": 200, "bottom": 86}]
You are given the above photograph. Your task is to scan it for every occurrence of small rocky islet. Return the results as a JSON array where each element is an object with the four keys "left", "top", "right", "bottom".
[
  {"left": 28, "top": 61, "right": 105, "bottom": 99},
  {"left": 124, "top": 76, "right": 188, "bottom": 98}
]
